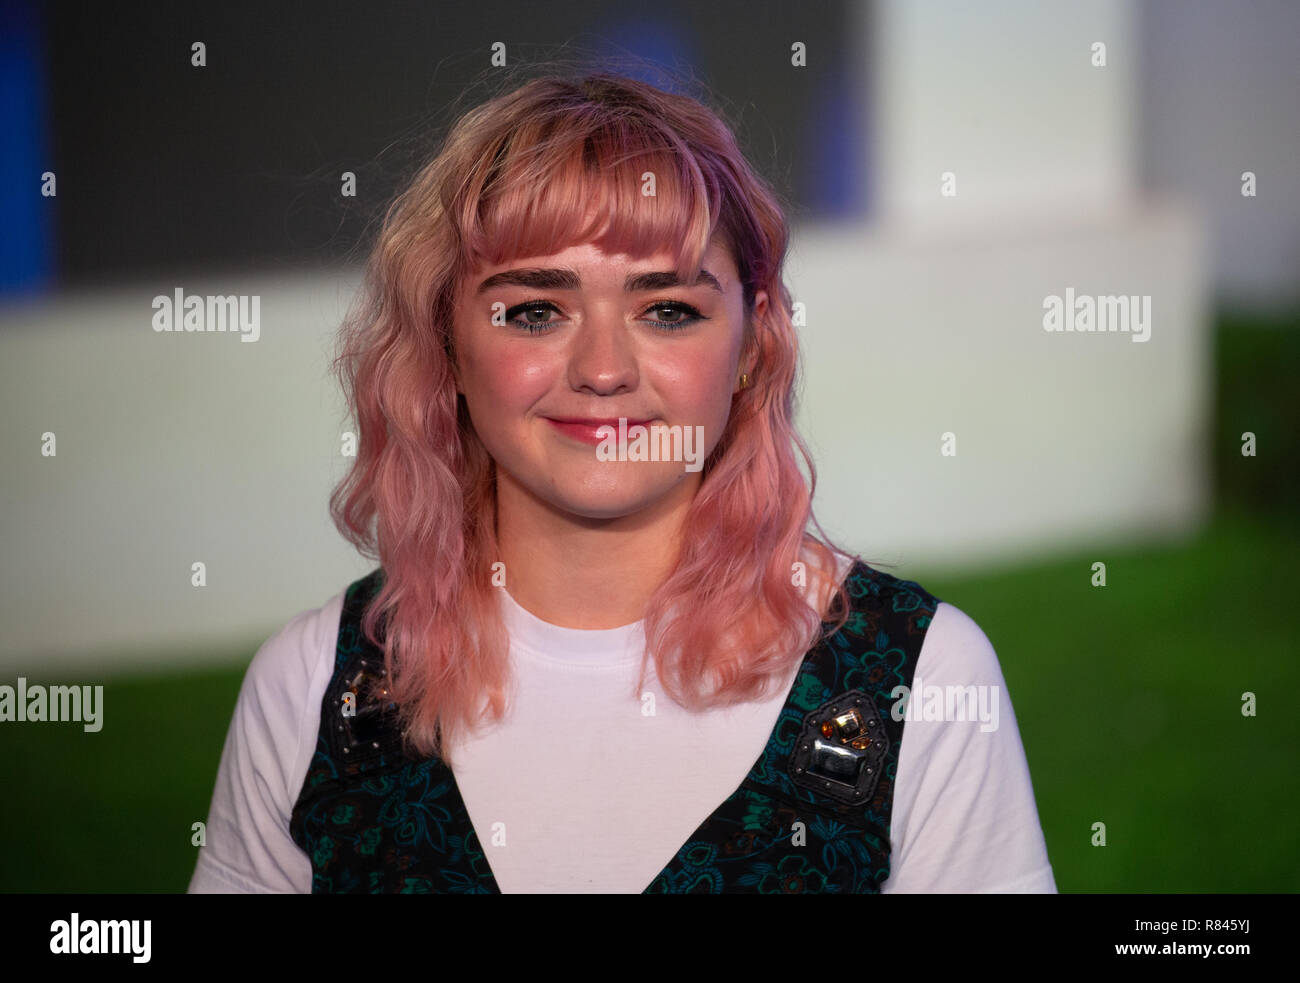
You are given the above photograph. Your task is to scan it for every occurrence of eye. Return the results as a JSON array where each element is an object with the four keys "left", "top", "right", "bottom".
[
  {"left": 503, "top": 300, "right": 560, "bottom": 334},
  {"left": 641, "top": 302, "right": 705, "bottom": 332},
  {"left": 499, "top": 295, "right": 707, "bottom": 332},
  {"left": 501, "top": 299, "right": 708, "bottom": 335}
]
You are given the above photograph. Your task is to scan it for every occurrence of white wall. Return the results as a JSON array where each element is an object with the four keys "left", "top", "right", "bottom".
[
  {"left": 872, "top": 0, "right": 1138, "bottom": 229},
  {"left": 0, "top": 270, "right": 375, "bottom": 676},
  {"left": 790, "top": 199, "right": 1210, "bottom": 573}
]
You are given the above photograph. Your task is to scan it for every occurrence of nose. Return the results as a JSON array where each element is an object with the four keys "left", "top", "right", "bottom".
[{"left": 566, "top": 310, "right": 638, "bottom": 396}]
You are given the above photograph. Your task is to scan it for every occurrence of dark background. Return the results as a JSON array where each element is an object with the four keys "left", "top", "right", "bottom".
[{"left": 29, "top": 0, "right": 863, "bottom": 289}]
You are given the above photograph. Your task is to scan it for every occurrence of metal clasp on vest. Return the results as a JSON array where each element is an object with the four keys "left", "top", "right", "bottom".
[
  {"left": 788, "top": 690, "right": 889, "bottom": 806},
  {"left": 336, "top": 658, "right": 394, "bottom": 756}
]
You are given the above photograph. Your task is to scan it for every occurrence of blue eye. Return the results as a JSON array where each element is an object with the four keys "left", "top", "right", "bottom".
[{"left": 502, "top": 300, "right": 706, "bottom": 334}]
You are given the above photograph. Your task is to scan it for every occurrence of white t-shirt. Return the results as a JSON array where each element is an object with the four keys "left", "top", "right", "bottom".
[{"left": 188, "top": 564, "right": 1057, "bottom": 894}]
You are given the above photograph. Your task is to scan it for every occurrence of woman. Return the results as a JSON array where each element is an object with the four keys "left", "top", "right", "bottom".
[{"left": 188, "top": 71, "right": 1055, "bottom": 894}]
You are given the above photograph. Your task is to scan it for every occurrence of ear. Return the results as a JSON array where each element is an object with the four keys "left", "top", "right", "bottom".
[
  {"left": 739, "top": 288, "right": 769, "bottom": 376},
  {"left": 751, "top": 289, "right": 769, "bottom": 343}
]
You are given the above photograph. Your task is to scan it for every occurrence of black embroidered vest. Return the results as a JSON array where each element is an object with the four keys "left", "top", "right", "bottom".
[{"left": 289, "top": 560, "right": 941, "bottom": 893}]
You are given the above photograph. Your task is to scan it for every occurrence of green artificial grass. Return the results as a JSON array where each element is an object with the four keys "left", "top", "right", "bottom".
[
  {"left": 917, "top": 504, "right": 1299, "bottom": 893},
  {"left": 2, "top": 656, "right": 248, "bottom": 892}
]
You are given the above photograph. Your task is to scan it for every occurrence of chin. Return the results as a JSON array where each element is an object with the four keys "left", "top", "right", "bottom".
[
  {"left": 543, "top": 474, "right": 684, "bottom": 521},
  {"left": 546, "top": 490, "right": 662, "bottom": 521}
]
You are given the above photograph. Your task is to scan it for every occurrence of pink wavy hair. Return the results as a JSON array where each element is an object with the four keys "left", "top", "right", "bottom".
[{"left": 329, "top": 69, "right": 862, "bottom": 765}]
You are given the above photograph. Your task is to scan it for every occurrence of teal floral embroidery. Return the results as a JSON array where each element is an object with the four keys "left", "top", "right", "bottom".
[
  {"left": 846, "top": 647, "right": 907, "bottom": 693},
  {"left": 741, "top": 796, "right": 777, "bottom": 832},
  {"left": 312, "top": 835, "right": 334, "bottom": 868},
  {"left": 331, "top": 803, "right": 355, "bottom": 826},
  {"left": 891, "top": 586, "right": 924, "bottom": 613},
  {"left": 843, "top": 609, "right": 871, "bottom": 636},
  {"left": 792, "top": 670, "right": 826, "bottom": 710},
  {"left": 758, "top": 855, "right": 830, "bottom": 894},
  {"left": 358, "top": 827, "right": 381, "bottom": 856}
]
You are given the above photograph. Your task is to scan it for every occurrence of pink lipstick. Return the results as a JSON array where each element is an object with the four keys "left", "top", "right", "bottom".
[{"left": 544, "top": 417, "right": 652, "bottom": 446}]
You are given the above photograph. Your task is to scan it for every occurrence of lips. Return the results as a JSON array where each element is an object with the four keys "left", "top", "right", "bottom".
[
  {"left": 545, "top": 418, "right": 652, "bottom": 427},
  {"left": 543, "top": 417, "right": 653, "bottom": 446}
]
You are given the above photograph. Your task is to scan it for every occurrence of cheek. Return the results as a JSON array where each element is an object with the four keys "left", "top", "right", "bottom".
[
  {"left": 464, "top": 340, "right": 554, "bottom": 412},
  {"left": 655, "top": 345, "right": 736, "bottom": 418}
]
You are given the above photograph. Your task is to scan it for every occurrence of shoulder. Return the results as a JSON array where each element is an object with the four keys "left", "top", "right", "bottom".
[
  {"left": 243, "top": 585, "right": 352, "bottom": 705},
  {"left": 832, "top": 560, "right": 944, "bottom": 649},
  {"left": 230, "top": 580, "right": 361, "bottom": 791},
  {"left": 915, "top": 600, "right": 1002, "bottom": 681},
  {"left": 801, "top": 549, "right": 943, "bottom": 626},
  {"left": 188, "top": 580, "right": 361, "bottom": 893},
  {"left": 878, "top": 595, "right": 1058, "bottom": 892},
  {"left": 850, "top": 560, "right": 942, "bottom": 609}
]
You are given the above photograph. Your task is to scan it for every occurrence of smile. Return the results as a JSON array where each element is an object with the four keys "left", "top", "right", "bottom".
[{"left": 544, "top": 417, "right": 653, "bottom": 446}]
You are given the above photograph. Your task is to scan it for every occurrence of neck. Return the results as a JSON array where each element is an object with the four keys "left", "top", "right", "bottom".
[{"left": 494, "top": 469, "right": 698, "bottom": 629}]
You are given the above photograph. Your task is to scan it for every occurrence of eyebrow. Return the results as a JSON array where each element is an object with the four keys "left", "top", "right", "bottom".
[{"left": 475, "top": 267, "right": 723, "bottom": 295}]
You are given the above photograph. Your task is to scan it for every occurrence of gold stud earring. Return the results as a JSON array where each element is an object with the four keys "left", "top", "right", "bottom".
[{"left": 739, "top": 372, "right": 750, "bottom": 389}]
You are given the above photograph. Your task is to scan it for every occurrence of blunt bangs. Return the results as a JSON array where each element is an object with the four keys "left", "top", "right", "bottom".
[{"left": 457, "top": 114, "right": 724, "bottom": 286}]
